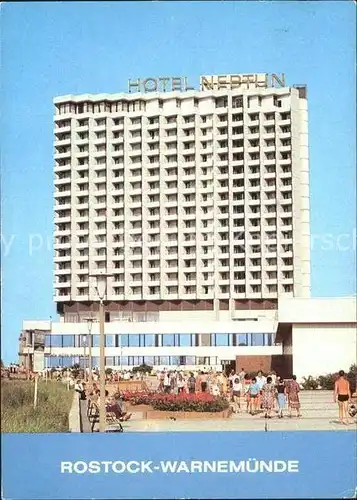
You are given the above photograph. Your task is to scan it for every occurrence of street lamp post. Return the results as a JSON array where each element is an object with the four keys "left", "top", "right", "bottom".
[
  {"left": 84, "top": 316, "right": 96, "bottom": 388},
  {"left": 82, "top": 335, "right": 88, "bottom": 381},
  {"left": 89, "top": 273, "right": 112, "bottom": 433}
]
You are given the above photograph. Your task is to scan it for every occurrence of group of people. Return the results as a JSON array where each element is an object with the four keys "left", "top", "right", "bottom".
[
  {"left": 156, "top": 370, "right": 232, "bottom": 395},
  {"left": 75, "top": 381, "right": 133, "bottom": 422},
  {"left": 154, "top": 368, "right": 301, "bottom": 419},
  {"left": 229, "top": 370, "right": 301, "bottom": 419}
]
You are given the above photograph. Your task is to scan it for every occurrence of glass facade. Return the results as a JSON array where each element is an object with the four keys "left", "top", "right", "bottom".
[
  {"left": 44, "top": 333, "right": 275, "bottom": 349},
  {"left": 46, "top": 355, "right": 220, "bottom": 368}
]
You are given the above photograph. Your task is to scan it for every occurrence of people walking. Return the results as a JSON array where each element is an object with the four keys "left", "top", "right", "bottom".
[
  {"left": 200, "top": 372, "right": 208, "bottom": 392},
  {"left": 163, "top": 371, "right": 171, "bottom": 393},
  {"left": 210, "top": 374, "right": 220, "bottom": 396},
  {"left": 228, "top": 370, "right": 235, "bottom": 389},
  {"left": 334, "top": 370, "right": 351, "bottom": 425},
  {"left": 261, "top": 376, "right": 276, "bottom": 418},
  {"left": 177, "top": 373, "right": 185, "bottom": 393},
  {"left": 187, "top": 372, "right": 196, "bottom": 394},
  {"left": 248, "top": 377, "right": 260, "bottom": 415},
  {"left": 276, "top": 377, "right": 287, "bottom": 418},
  {"left": 232, "top": 375, "right": 242, "bottom": 413},
  {"left": 74, "top": 380, "right": 86, "bottom": 400},
  {"left": 243, "top": 374, "right": 251, "bottom": 413},
  {"left": 286, "top": 375, "right": 301, "bottom": 418}
]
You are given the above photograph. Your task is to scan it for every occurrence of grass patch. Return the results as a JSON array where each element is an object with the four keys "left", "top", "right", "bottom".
[{"left": 1, "top": 380, "right": 74, "bottom": 433}]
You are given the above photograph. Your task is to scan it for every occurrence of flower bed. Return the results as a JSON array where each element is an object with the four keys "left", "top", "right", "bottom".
[
  {"left": 145, "top": 409, "right": 232, "bottom": 420},
  {"left": 121, "top": 390, "right": 229, "bottom": 413}
]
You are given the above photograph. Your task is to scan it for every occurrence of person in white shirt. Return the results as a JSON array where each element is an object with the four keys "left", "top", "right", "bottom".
[
  {"left": 177, "top": 373, "right": 186, "bottom": 393},
  {"left": 232, "top": 375, "right": 243, "bottom": 413},
  {"left": 228, "top": 370, "right": 236, "bottom": 390},
  {"left": 74, "top": 380, "right": 86, "bottom": 400},
  {"left": 256, "top": 371, "right": 266, "bottom": 390}
]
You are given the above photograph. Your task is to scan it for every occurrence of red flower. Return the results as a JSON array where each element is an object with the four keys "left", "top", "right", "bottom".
[{"left": 120, "top": 389, "right": 228, "bottom": 412}]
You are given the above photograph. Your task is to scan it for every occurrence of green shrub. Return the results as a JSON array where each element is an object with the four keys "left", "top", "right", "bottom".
[
  {"left": 1, "top": 380, "right": 73, "bottom": 433},
  {"left": 301, "top": 365, "right": 357, "bottom": 392},
  {"left": 317, "top": 373, "right": 336, "bottom": 390},
  {"left": 132, "top": 364, "right": 153, "bottom": 374},
  {"left": 301, "top": 375, "right": 319, "bottom": 390}
]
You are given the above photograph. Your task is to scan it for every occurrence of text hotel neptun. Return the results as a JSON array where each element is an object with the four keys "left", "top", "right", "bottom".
[{"left": 128, "top": 73, "right": 286, "bottom": 93}]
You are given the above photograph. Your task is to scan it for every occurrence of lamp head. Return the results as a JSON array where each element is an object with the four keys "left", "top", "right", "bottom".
[{"left": 96, "top": 273, "right": 107, "bottom": 300}]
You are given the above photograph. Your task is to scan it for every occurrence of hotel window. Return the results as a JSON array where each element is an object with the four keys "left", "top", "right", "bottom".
[
  {"left": 249, "top": 334, "right": 262, "bottom": 346},
  {"left": 162, "top": 334, "right": 175, "bottom": 347},
  {"left": 105, "top": 335, "right": 116, "bottom": 348},
  {"left": 232, "top": 97, "right": 243, "bottom": 108},
  {"left": 118, "top": 335, "right": 128, "bottom": 347},
  {"left": 62, "top": 335, "right": 75, "bottom": 348},
  {"left": 179, "top": 334, "right": 191, "bottom": 347},
  {"left": 215, "top": 97, "right": 228, "bottom": 108},
  {"left": 196, "top": 357, "right": 211, "bottom": 365},
  {"left": 237, "top": 334, "right": 248, "bottom": 346},
  {"left": 143, "top": 334, "right": 156, "bottom": 347},
  {"left": 48, "top": 335, "right": 62, "bottom": 348},
  {"left": 213, "top": 334, "right": 229, "bottom": 346},
  {"left": 128, "top": 335, "right": 140, "bottom": 347},
  {"left": 91, "top": 357, "right": 100, "bottom": 367},
  {"left": 62, "top": 357, "right": 74, "bottom": 368},
  {"left": 92, "top": 335, "right": 100, "bottom": 347}
]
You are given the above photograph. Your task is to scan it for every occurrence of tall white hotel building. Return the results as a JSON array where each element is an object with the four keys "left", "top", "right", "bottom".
[{"left": 20, "top": 74, "right": 356, "bottom": 379}]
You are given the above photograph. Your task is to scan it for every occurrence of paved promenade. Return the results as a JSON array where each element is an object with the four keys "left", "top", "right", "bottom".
[{"left": 82, "top": 390, "right": 356, "bottom": 433}]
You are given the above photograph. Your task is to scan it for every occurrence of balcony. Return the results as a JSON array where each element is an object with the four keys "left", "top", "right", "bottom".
[
  {"left": 112, "top": 123, "right": 125, "bottom": 132},
  {"left": 55, "top": 175, "right": 71, "bottom": 186},
  {"left": 54, "top": 164, "right": 71, "bottom": 174},
  {"left": 54, "top": 229, "right": 71, "bottom": 238},
  {"left": 54, "top": 189, "right": 71, "bottom": 199},
  {"left": 77, "top": 281, "right": 89, "bottom": 288},
  {"left": 76, "top": 176, "right": 89, "bottom": 185},
  {"left": 55, "top": 202, "right": 72, "bottom": 211},
  {"left": 54, "top": 137, "right": 71, "bottom": 148},
  {"left": 54, "top": 281, "right": 71, "bottom": 289},
  {"left": 54, "top": 255, "right": 71, "bottom": 263},
  {"left": 279, "top": 118, "right": 291, "bottom": 127},
  {"left": 247, "top": 158, "right": 260, "bottom": 167},
  {"left": 263, "top": 132, "right": 275, "bottom": 141},
  {"left": 77, "top": 164, "right": 89, "bottom": 172},
  {"left": 55, "top": 268, "right": 71, "bottom": 275},
  {"left": 76, "top": 124, "right": 89, "bottom": 132},
  {"left": 54, "top": 123, "right": 71, "bottom": 134}
]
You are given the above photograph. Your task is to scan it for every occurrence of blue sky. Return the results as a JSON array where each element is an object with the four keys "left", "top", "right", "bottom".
[{"left": 1, "top": 1, "right": 356, "bottom": 363}]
